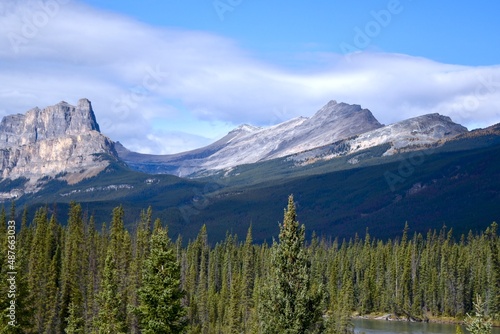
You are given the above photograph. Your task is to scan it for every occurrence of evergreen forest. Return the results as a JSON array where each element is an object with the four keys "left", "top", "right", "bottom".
[{"left": 0, "top": 197, "right": 499, "bottom": 333}]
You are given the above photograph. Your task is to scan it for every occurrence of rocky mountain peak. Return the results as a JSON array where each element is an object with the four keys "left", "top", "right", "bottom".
[
  {"left": 231, "top": 124, "right": 261, "bottom": 134},
  {"left": 77, "top": 98, "right": 100, "bottom": 132},
  {"left": 324, "top": 100, "right": 338, "bottom": 108},
  {"left": 393, "top": 113, "right": 468, "bottom": 137},
  {"left": 0, "top": 98, "right": 101, "bottom": 147},
  {"left": 312, "top": 100, "right": 380, "bottom": 124},
  {"left": 0, "top": 99, "right": 116, "bottom": 196},
  {"left": 300, "top": 101, "right": 383, "bottom": 146}
]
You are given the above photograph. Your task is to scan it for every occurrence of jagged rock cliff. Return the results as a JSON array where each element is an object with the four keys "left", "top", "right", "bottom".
[{"left": 0, "top": 99, "right": 117, "bottom": 196}]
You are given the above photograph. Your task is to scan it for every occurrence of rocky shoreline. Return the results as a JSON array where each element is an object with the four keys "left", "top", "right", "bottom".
[
  {"left": 354, "top": 313, "right": 500, "bottom": 329},
  {"left": 353, "top": 313, "right": 458, "bottom": 325}
]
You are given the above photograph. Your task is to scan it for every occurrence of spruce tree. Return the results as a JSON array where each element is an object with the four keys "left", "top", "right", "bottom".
[
  {"left": 0, "top": 206, "right": 7, "bottom": 331},
  {"left": 464, "top": 295, "right": 492, "bottom": 334},
  {"left": 84, "top": 215, "right": 100, "bottom": 333},
  {"left": 95, "top": 250, "right": 127, "bottom": 333},
  {"left": 0, "top": 204, "right": 33, "bottom": 333},
  {"left": 485, "top": 222, "right": 499, "bottom": 318},
  {"left": 241, "top": 225, "right": 255, "bottom": 330},
  {"left": 65, "top": 301, "right": 85, "bottom": 334},
  {"left": 259, "top": 195, "right": 323, "bottom": 333},
  {"left": 28, "top": 207, "right": 51, "bottom": 332},
  {"left": 128, "top": 207, "right": 153, "bottom": 333},
  {"left": 95, "top": 206, "right": 129, "bottom": 333},
  {"left": 59, "top": 202, "right": 85, "bottom": 333},
  {"left": 227, "top": 271, "right": 243, "bottom": 334},
  {"left": 136, "top": 224, "right": 186, "bottom": 333},
  {"left": 46, "top": 243, "right": 62, "bottom": 333}
]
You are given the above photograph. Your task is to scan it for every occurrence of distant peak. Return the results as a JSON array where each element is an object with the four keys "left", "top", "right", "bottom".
[
  {"left": 314, "top": 100, "right": 363, "bottom": 117},
  {"left": 77, "top": 98, "right": 92, "bottom": 110},
  {"left": 75, "top": 98, "right": 100, "bottom": 132},
  {"left": 54, "top": 98, "right": 92, "bottom": 112},
  {"left": 232, "top": 124, "right": 261, "bottom": 133},
  {"left": 410, "top": 113, "right": 450, "bottom": 122},
  {"left": 113, "top": 141, "right": 130, "bottom": 154}
]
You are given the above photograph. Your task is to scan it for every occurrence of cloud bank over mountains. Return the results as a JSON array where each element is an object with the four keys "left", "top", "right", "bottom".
[{"left": 1, "top": 0, "right": 499, "bottom": 154}]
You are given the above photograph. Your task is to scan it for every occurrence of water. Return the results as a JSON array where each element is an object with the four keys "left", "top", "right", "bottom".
[{"left": 352, "top": 318, "right": 500, "bottom": 334}]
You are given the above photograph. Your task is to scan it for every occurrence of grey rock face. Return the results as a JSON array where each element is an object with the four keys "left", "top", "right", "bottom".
[
  {"left": 118, "top": 101, "right": 468, "bottom": 177},
  {"left": 118, "top": 100, "right": 385, "bottom": 176},
  {"left": 261, "top": 100, "right": 383, "bottom": 159},
  {"left": 0, "top": 98, "right": 100, "bottom": 146},
  {"left": 0, "top": 99, "right": 116, "bottom": 193},
  {"left": 288, "top": 113, "right": 469, "bottom": 164}
]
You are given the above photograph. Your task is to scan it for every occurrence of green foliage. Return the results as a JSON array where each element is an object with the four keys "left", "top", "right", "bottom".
[
  {"left": 94, "top": 206, "right": 129, "bottom": 333},
  {"left": 95, "top": 251, "right": 127, "bottom": 333},
  {"left": 65, "top": 302, "right": 84, "bottom": 334},
  {"left": 59, "top": 202, "right": 86, "bottom": 333},
  {"left": 0, "top": 205, "right": 33, "bottom": 333},
  {"left": 464, "top": 295, "right": 492, "bottom": 334},
  {"left": 136, "top": 224, "right": 186, "bottom": 333},
  {"left": 0, "top": 200, "right": 498, "bottom": 333},
  {"left": 259, "top": 195, "right": 324, "bottom": 333}
]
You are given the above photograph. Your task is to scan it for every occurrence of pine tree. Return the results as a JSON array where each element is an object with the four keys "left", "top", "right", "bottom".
[
  {"left": 27, "top": 207, "right": 51, "bottom": 332},
  {"left": 464, "top": 295, "right": 492, "bottom": 334},
  {"left": 241, "top": 225, "right": 255, "bottom": 330},
  {"left": 46, "top": 243, "right": 62, "bottom": 333},
  {"left": 259, "top": 195, "right": 324, "bottom": 333},
  {"left": 94, "top": 206, "right": 129, "bottom": 333},
  {"left": 136, "top": 224, "right": 186, "bottom": 333},
  {"left": 65, "top": 301, "right": 85, "bottom": 334},
  {"left": 128, "top": 207, "right": 153, "bottom": 333},
  {"left": 95, "top": 251, "right": 128, "bottom": 333},
  {"left": 84, "top": 215, "right": 100, "bottom": 333},
  {"left": 0, "top": 204, "right": 34, "bottom": 333},
  {"left": 485, "top": 222, "right": 500, "bottom": 318},
  {"left": 0, "top": 206, "right": 8, "bottom": 331},
  {"left": 59, "top": 202, "right": 86, "bottom": 333},
  {"left": 227, "top": 271, "right": 243, "bottom": 333},
  {"left": 336, "top": 263, "right": 355, "bottom": 333},
  {"left": 196, "top": 226, "right": 209, "bottom": 332}
]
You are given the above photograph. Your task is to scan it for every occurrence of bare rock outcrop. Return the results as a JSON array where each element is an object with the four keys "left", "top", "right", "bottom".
[{"left": 0, "top": 99, "right": 117, "bottom": 194}]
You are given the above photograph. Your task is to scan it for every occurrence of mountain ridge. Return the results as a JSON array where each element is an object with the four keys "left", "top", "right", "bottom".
[
  {"left": 118, "top": 100, "right": 385, "bottom": 175},
  {"left": 117, "top": 100, "right": 467, "bottom": 177}
]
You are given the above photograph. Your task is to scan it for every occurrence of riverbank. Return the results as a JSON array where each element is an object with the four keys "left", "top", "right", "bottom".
[
  {"left": 351, "top": 318, "right": 500, "bottom": 334},
  {"left": 353, "top": 312, "right": 500, "bottom": 327}
]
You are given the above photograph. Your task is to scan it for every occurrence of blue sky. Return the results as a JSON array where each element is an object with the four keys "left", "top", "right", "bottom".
[
  {"left": 0, "top": 0, "right": 499, "bottom": 153},
  {"left": 79, "top": 0, "right": 500, "bottom": 66}
]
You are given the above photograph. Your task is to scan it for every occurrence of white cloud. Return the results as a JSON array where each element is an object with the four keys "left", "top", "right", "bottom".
[{"left": 0, "top": 0, "right": 499, "bottom": 154}]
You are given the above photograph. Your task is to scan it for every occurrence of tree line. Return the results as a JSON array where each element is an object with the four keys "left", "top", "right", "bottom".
[{"left": 0, "top": 198, "right": 498, "bottom": 333}]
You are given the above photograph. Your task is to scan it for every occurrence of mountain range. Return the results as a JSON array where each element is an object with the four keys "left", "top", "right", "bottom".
[
  {"left": 115, "top": 100, "right": 467, "bottom": 177},
  {"left": 1, "top": 99, "right": 499, "bottom": 242}
]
